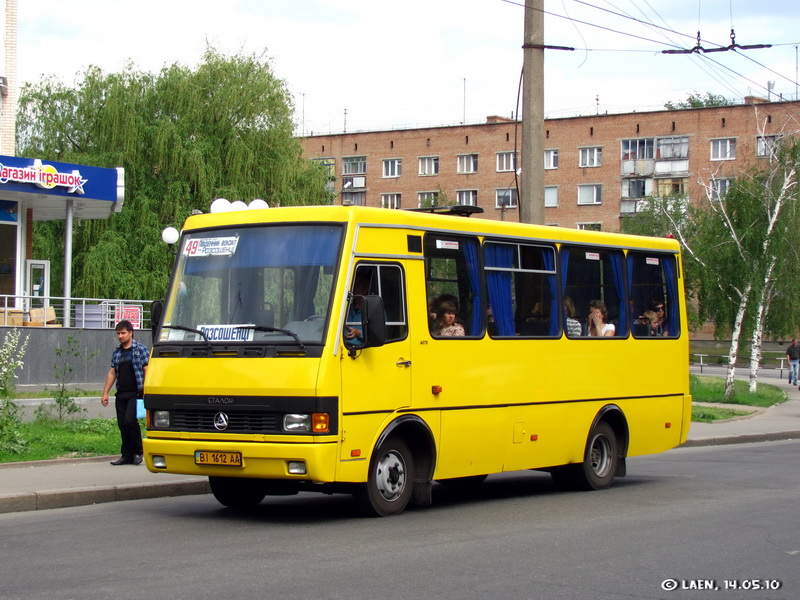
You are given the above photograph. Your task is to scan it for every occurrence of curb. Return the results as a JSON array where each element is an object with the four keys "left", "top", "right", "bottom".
[
  {"left": 681, "top": 430, "right": 800, "bottom": 448},
  {"left": 0, "top": 479, "right": 210, "bottom": 515}
]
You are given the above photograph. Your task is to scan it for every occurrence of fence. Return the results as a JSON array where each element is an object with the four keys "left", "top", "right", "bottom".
[{"left": 0, "top": 295, "right": 155, "bottom": 330}]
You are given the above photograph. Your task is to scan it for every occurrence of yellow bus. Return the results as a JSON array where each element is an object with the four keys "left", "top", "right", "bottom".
[{"left": 143, "top": 204, "right": 690, "bottom": 516}]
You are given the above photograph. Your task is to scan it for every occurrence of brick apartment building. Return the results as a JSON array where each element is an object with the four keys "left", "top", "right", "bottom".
[{"left": 299, "top": 98, "right": 800, "bottom": 231}]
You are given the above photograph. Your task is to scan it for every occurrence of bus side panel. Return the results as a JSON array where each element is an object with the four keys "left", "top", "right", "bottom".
[
  {"left": 624, "top": 395, "right": 688, "bottom": 456},
  {"left": 434, "top": 407, "right": 506, "bottom": 479},
  {"left": 503, "top": 402, "right": 579, "bottom": 472}
]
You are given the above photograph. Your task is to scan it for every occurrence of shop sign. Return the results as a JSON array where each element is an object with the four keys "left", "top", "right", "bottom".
[{"left": 0, "top": 158, "right": 87, "bottom": 194}]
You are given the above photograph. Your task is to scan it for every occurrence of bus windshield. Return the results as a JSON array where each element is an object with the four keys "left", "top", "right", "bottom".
[{"left": 157, "top": 224, "right": 344, "bottom": 345}]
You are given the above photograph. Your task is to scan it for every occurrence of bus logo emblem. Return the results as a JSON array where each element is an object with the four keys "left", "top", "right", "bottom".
[{"left": 213, "top": 412, "right": 229, "bottom": 431}]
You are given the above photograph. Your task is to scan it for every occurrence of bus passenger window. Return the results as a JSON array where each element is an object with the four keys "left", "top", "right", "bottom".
[
  {"left": 628, "top": 252, "right": 680, "bottom": 338},
  {"left": 424, "top": 234, "right": 482, "bottom": 337},
  {"left": 561, "top": 246, "right": 626, "bottom": 337},
  {"left": 484, "top": 241, "right": 558, "bottom": 338}
]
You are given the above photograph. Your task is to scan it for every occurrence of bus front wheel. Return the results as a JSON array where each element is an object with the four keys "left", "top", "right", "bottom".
[
  {"left": 355, "top": 437, "right": 415, "bottom": 517},
  {"left": 209, "top": 476, "right": 267, "bottom": 509},
  {"left": 551, "top": 421, "right": 618, "bottom": 491}
]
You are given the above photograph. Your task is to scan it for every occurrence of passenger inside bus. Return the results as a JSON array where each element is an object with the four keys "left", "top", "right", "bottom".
[
  {"left": 563, "top": 297, "right": 582, "bottom": 337},
  {"left": 587, "top": 300, "right": 616, "bottom": 337},
  {"left": 432, "top": 300, "right": 465, "bottom": 337},
  {"left": 345, "top": 271, "right": 372, "bottom": 342},
  {"left": 648, "top": 298, "right": 669, "bottom": 336}
]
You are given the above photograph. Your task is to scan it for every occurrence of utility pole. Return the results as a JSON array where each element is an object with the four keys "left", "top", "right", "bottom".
[{"left": 520, "top": 0, "right": 544, "bottom": 225}]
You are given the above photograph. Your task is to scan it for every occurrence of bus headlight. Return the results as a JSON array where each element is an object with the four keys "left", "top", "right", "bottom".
[
  {"left": 283, "top": 413, "right": 330, "bottom": 433},
  {"left": 153, "top": 411, "right": 170, "bottom": 428},
  {"left": 283, "top": 413, "right": 311, "bottom": 432}
]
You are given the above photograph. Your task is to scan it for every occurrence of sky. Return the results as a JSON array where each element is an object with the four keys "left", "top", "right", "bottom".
[{"left": 16, "top": 0, "right": 800, "bottom": 135}]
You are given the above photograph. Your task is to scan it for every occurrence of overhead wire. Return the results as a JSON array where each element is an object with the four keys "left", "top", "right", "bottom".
[{"left": 498, "top": 0, "right": 799, "bottom": 101}]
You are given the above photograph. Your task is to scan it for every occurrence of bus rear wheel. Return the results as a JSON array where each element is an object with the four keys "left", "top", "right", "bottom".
[
  {"left": 355, "top": 437, "right": 414, "bottom": 517},
  {"left": 551, "top": 421, "right": 618, "bottom": 491},
  {"left": 209, "top": 476, "right": 267, "bottom": 509}
]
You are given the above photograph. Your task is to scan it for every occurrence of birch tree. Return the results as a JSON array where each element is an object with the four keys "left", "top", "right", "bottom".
[
  {"left": 626, "top": 133, "right": 800, "bottom": 399},
  {"left": 17, "top": 48, "right": 331, "bottom": 300}
]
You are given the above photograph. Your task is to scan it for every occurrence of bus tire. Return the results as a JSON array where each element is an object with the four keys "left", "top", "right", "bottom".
[
  {"left": 209, "top": 476, "right": 267, "bottom": 509},
  {"left": 551, "top": 421, "right": 618, "bottom": 491},
  {"left": 355, "top": 436, "right": 414, "bottom": 517}
]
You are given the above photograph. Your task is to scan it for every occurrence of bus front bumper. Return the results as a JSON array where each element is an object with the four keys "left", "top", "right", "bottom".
[{"left": 142, "top": 437, "right": 339, "bottom": 481}]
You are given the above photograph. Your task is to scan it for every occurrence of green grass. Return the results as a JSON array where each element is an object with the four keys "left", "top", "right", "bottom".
[
  {"left": 0, "top": 418, "right": 124, "bottom": 463},
  {"left": 12, "top": 389, "right": 102, "bottom": 400},
  {"left": 690, "top": 375, "right": 787, "bottom": 407},
  {"left": 691, "top": 405, "right": 755, "bottom": 423}
]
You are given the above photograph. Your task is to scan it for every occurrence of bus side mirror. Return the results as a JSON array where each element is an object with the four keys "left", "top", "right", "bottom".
[
  {"left": 345, "top": 295, "right": 386, "bottom": 356},
  {"left": 362, "top": 295, "right": 386, "bottom": 349},
  {"left": 151, "top": 300, "right": 164, "bottom": 337}
]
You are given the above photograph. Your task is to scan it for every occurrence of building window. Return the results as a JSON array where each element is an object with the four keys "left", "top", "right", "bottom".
[
  {"left": 342, "top": 191, "right": 366, "bottom": 206},
  {"left": 544, "top": 186, "right": 558, "bottom": 207},
  {"left": 496, "top": 151, "right": 518, "bottom": 172},
  {"left": 710, "top": 178, "right": 732, "bottom": 201},
  {"left": 382, "top": 193, "right": 402, "bottom": 209},
  {"left": 419, "top": 156, "right": 439, "bottom": 176},
  {"left": 578, "top": 184, "right": 602, "bottom": 205},
  {"left": 343, "top": 156, "right": 367, "bottom": 175},
  {"left": 577, "top": 223, "right": 602, "bottom": 231},
  {"left": 621, "top": 138, "right": 654, "bottom": 160},
  {"left": 457, "top": 154, "right": 478, "bottom": 174},
  {"left": 544, "top": 149, "right": 559, "bottom": 170},
  {"left": 382, "top": 158, "right": 402, "bottom": 178},
  {"left": 656, "top": 178, "right": 687, "bottom": 197},
  {"left": 711, "top": 138, "right": 736, "bottom": 160},
  {"left": 625, "top": 178, "right": 647, "bottom": 199},
  {"left": 757, "top": 135, "right": 781, "bottom": 158},
  {"left": 418, "top": 191, "right": 439, "bottom": 207},
  {"left": 496, "top": 188, "right": 518, "bottom": 209},
  {"left": 579, "top": 147, "right": 603, "bottom": 168},
  {"left": 456, "top": 190, "right": 478, "bottom": 206},
  {"left": 657, "top": 136, "right": 689, "bottom": 159}
]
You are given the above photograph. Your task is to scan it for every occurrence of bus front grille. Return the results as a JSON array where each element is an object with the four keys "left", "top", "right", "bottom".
[{"left": 171, "top": 410, "right": 279, "bottom": 433}]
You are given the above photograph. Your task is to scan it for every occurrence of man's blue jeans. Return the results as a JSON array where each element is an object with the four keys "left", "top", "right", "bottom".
[{"left": 790, "top": 359, "right": 799, "bottom": 386}]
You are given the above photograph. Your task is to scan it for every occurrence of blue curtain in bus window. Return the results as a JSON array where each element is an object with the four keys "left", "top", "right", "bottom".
[
  {"left": 485, "top": 244, "right": 515, "bottom": 336},
  {"left": 610, "top": 253, "right": 627, "bottom": 336},
  {"left": 559, "top": 248, "right": 572, "bottom": 332},
  {"left": 663, "top": 256, "right": 679, "bottom": 336},
  {"left": 542, "top": 249, "right": 559, "bottom": 336},
  {"left": 626, "top": 253, "right": 635, "bottom": 321},
  {"left": 463, "top": 241, "right": 483, "bottom": 336}
]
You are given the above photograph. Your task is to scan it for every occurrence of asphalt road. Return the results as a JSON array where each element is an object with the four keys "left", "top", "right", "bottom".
[{"left": 1, "top": 441, "right": 798, "bottom": 600}]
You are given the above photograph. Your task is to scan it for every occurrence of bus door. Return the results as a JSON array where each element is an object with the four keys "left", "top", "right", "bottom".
[{"left": 339, "top": 262, "right": 411, "bottom": 458}]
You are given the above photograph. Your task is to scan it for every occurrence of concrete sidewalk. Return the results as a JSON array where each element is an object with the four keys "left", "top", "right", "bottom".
[{"left": 2, "top": 364, "right": 799, "bottom": 515}]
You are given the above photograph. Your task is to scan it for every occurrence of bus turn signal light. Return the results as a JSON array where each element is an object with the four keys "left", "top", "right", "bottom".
[
  {"left": 312, "top": 413, "right": 330, "bottom": 433},
  {"left": 432, "top": 385, "right": 443, "bottom": 394}
]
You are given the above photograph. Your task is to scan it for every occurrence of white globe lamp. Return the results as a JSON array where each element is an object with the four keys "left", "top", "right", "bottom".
[
  {"left": 210, "top": 197, "right": 231, "bottom": 213},
  {"left": 161, "top": 227, "right": 180, "bottom": 246}
]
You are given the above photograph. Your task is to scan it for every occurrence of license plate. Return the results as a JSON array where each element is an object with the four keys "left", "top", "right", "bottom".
[{"left": 195, "top": 450, "right": 243, "bottom": 467}]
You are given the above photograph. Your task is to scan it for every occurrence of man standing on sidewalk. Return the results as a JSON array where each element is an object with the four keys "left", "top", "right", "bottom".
[
  {"left": 786, "top": 339, "right": 800, "bottom": 387},
  {"left": 101, "top": 320, "right": 149, "bottom": 465}
]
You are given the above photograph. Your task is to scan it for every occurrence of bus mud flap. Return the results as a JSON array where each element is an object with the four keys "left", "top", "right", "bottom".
[{"left": 411, "top": 479, "right": 432, "bottom": 506}]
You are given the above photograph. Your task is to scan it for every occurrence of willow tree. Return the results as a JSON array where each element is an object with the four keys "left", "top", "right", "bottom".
[{"left": 17, "top": 48, "right": 331, "bottom": 300}]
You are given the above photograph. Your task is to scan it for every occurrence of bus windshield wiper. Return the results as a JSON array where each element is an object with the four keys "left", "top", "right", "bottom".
[
  {"left": 161, "top": 324, "right": 212, "bottom": 348},
  {"left": 237, "top": 325, "right": 306, "bottom": 352}
]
